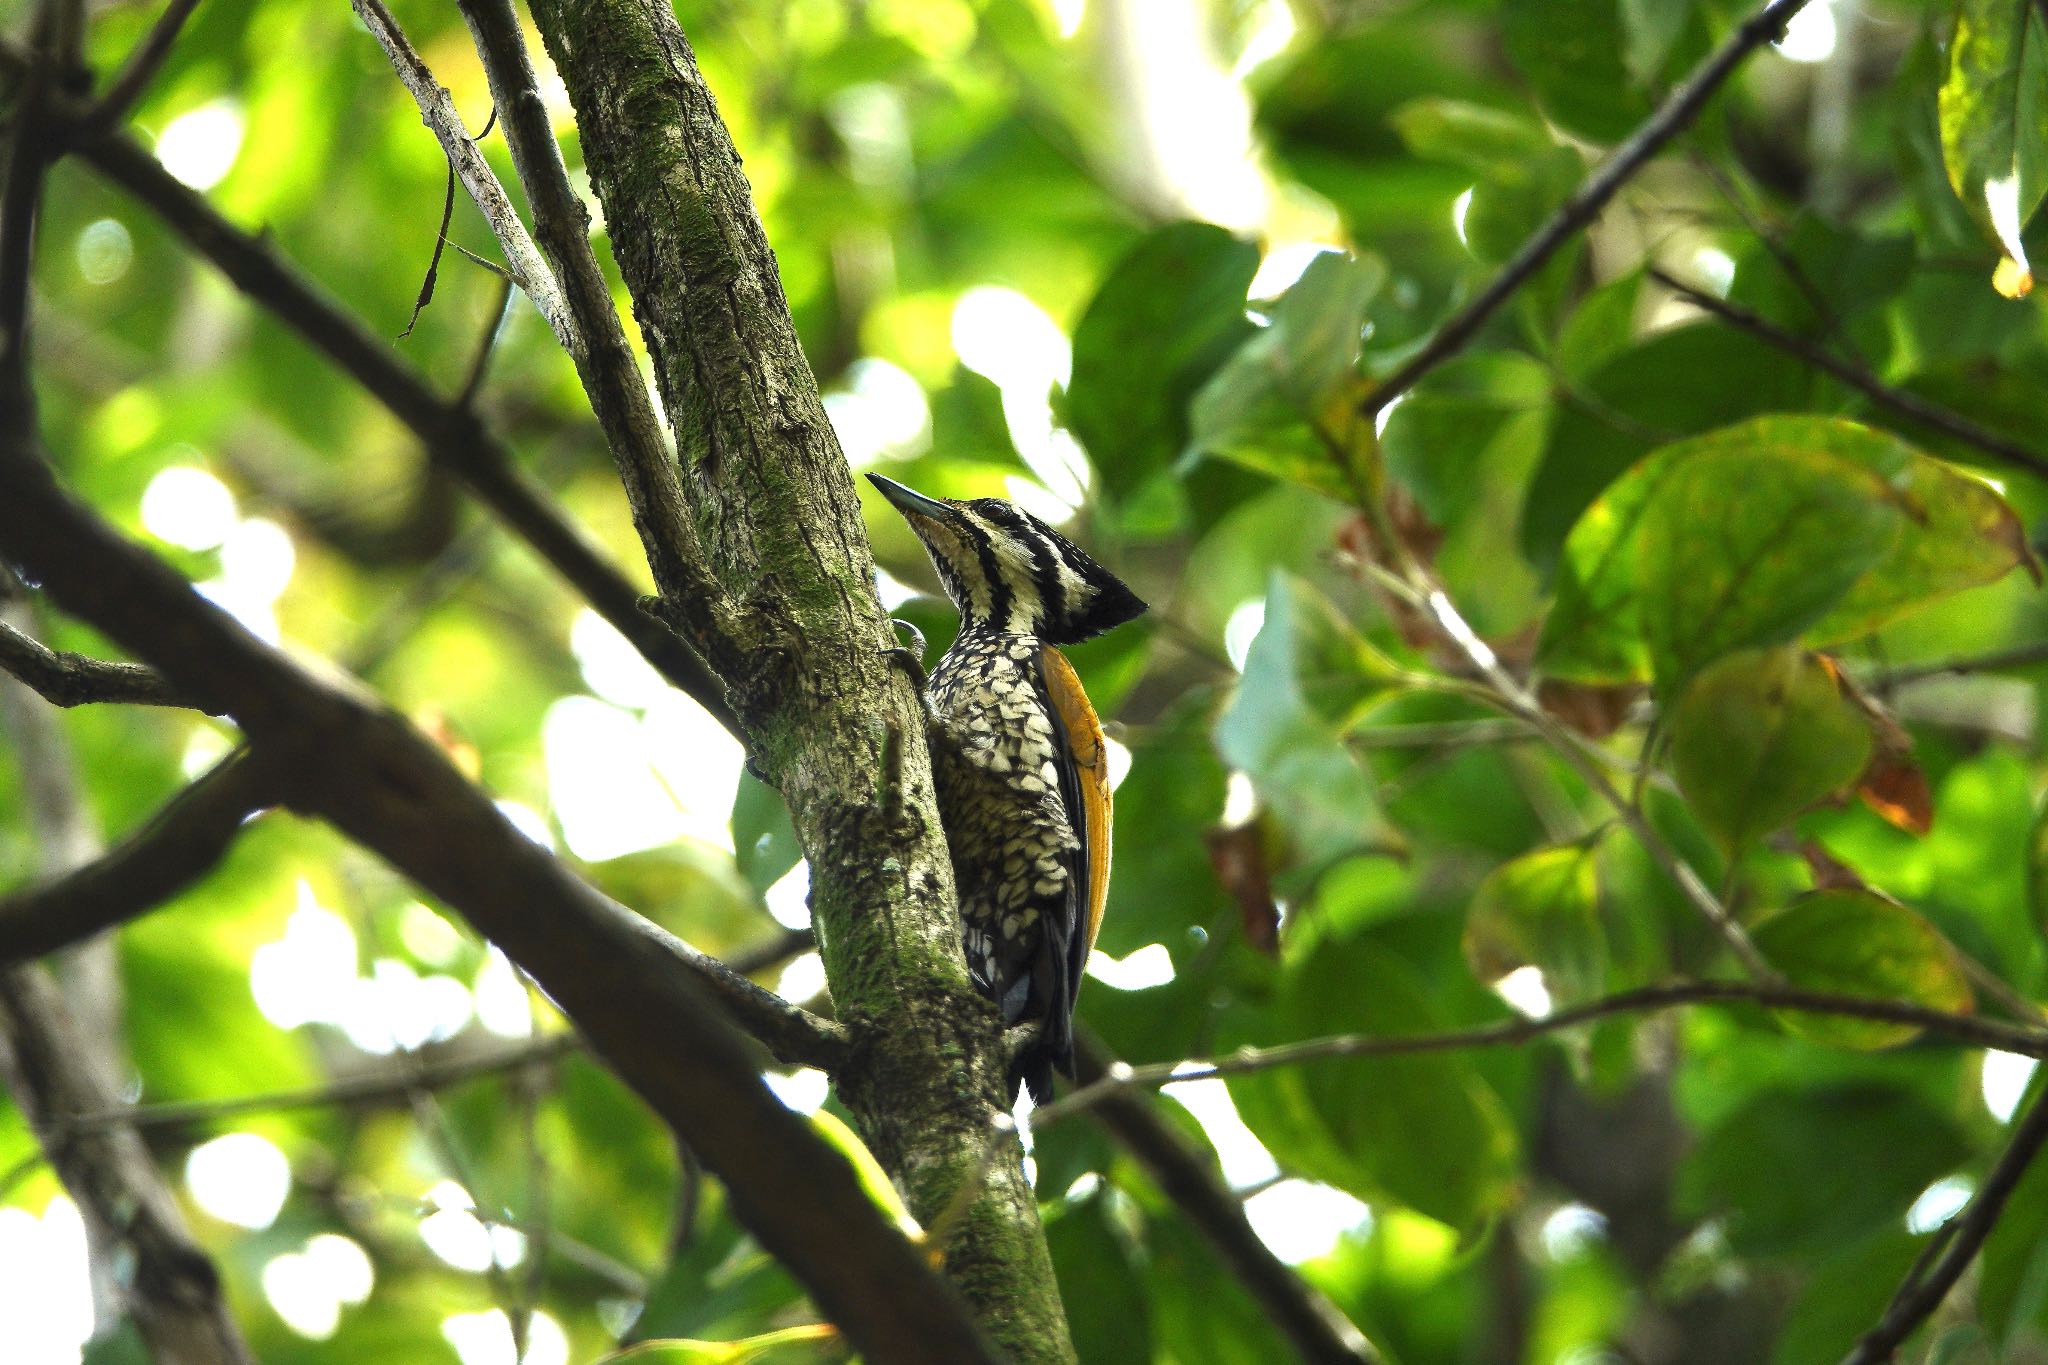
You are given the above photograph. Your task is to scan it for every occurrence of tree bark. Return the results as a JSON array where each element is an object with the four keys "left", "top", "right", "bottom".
[{"left": 523, "top": 1, "right": 1075, "bottom": 1357}]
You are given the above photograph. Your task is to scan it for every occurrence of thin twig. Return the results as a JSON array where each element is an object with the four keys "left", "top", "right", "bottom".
[
  {"left": 1649, "top": 266, "right": 2048, "bottom": 479},
  {"left": 78, "top": 0, "right": 203, "bottom": 133},
  {"left": 349, "top": 0, "right": 572, "bottom": 342},
  {"left": 0, "top": 618, "right": 205, "bottom": 710},
  {"left": 1404, "top": 575, "right": 1776, "bottom": 978},
  {"left": 58, "top": 1035, "right": 581, "bottom": 1137},
  {"left": 1032, "top": 981, "right": 2048, "bottom": 1129},
  {"left": 1361, "top": 0, "right": 1816, "bottom": 420},
  {"left": 1073, "top": 1034, "right": 1379, "bottom": 1365},
  {"left": 456, "top": 273, "right": 517, "bottom": 407},
  {"left": 40, "top": 99, "right": 742, "bottom": 734},
  {"left": 1868, "top": 641, "right": 2048, "bottom": 687},
  {"left": 456, "top": 0, "right": 713, "bottom": 619},
  {"left": 401, "top": 149, "right": 460, "bottom": 339},
  {"left": 1349, "top": 717, "right": 1539, "bottom": 750},
  {"left": 1841, "top": 1085, "right": 2048, "bottom": 1364}
]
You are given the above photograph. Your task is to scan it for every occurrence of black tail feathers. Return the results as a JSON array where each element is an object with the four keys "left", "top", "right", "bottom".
[{"left": 1008, "top": 1032, "right": 1073, "bottom": 1107}]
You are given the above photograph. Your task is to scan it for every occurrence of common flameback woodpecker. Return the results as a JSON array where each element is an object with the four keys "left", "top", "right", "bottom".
[{"left": 869, "top": 474, "right": 1147, "bottom": 1104}]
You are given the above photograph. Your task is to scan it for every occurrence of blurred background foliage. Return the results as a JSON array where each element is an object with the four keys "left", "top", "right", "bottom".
[{"left": 6, "top": 0, "right": 2048, "bottom": 1361}]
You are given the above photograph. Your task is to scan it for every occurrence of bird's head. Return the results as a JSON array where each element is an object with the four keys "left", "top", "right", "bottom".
[{"left": 867, "top": 474, "right": 1146, "bottom": 644}]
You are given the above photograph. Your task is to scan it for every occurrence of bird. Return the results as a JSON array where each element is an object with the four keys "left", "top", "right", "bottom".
[{"left": 868, "top": 473, "right": 1147, "bottom": 1103}]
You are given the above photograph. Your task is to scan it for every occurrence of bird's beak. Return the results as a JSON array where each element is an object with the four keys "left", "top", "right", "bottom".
[{"left": 867, "top": 473, "right": 960, "bottom": 526}]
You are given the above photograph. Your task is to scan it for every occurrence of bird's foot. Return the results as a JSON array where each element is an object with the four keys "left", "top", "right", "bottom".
[{"left": 882, "top": 618, "right": 928, "bottom": 690}]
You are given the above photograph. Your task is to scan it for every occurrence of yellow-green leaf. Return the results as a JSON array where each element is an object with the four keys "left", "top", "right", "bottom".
[
  {"left": 602, "top": 1324, "right": 838, "bottom": 1364},
  {"left": 1462, "top": 844, "right": 1605, "bottom": 1005},
  {"left": 808, "top": 1109, "right": 921, "bottom": 1242},
  {"left": 1939, "top": 0, "right": 2048, "bottom": 286},
  {"left": 1666, "top": 647, "right": 1873, "bottom": 851},
  {"left": 1752, "top": 890, "right": 1974, "bottom": 1049}
]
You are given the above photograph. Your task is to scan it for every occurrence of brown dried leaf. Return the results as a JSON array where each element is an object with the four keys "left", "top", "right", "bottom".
[
  {"left": 1205, "top": 821, "right": 1280, "bottom": 955},
  {"left": 1537, "top": 678, "right": 1642, "bottom": 739},
  {"left": 1794, "top": 837, "right": 1869, "bottom": 892},
  {"left": 1859, "top": 751, "right": 1935, "bottom": 836}
]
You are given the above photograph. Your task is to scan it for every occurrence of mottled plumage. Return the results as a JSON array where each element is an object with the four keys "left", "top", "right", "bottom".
[{"left": 869, "top": 475, "right": 1145, "bottom": 1103}]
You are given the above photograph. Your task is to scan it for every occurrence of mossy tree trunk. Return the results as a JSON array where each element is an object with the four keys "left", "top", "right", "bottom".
[{"left": 524, "top": 1, "right": 1076, "bottom": 1358}]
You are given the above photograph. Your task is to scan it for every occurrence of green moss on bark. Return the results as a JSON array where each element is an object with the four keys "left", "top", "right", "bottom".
[{"left": 526, "top": 1, "right": 1075, "bottom": 1359}]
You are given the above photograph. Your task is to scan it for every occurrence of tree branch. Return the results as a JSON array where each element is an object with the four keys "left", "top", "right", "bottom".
[
  {"left": 0, "top": 747, "right": 273, "bottom": 964},
  {"left": 0, "top": 617, "right": 205, "bottom": 710},
  {"left": 520, "top": 2, "right": 1068, "bottom": 1354},
  {"left": 1073, "top": 1034, "right": 1380, "bottom": 1365},
  {"left": 1648, "top": 266, "right": 2048, "bottom": 480},
  {"left": 1869, "top": 641, "right": 2048, "bottom": 687},
  {"left": 456, "top": 0, "right": 714, "bottom": 625},
  {"left": 347, "top": 0, "right": 573, "bottom": 346},
  {"left": 68, "top": 1035, "right": 575, "bottom": 1136},
  {"left": 1360, "top": 0, "right": 1816, "bottom": 420},
  {"left": 1840, "top": 1084, "right": 2048, "bottom": 1364},
  {"left": 0, "top": 422, "right": 993, "bottom": 1363},
  {"left": 0, "top": 49, "right": 744, "bottom": 737},
  {"left": 77, "top": 0, "right": 203, "bottom": 133},
  {"left": 0, "top": 968, "right": 259, "bottom": 1362},
  {"left": 0, "top": 729, "right": 839, "bottom": 1068},
  {"left": 57, "top": 929, "right": 815, "bottom": 1135},
  {"left": 1034, "top": 982, "right": 2048, "bottom": 1128}
]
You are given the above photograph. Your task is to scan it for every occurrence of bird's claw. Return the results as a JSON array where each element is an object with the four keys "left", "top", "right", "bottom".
[{"left": 882, "top": 618, "right": 928, "bottom": 690}]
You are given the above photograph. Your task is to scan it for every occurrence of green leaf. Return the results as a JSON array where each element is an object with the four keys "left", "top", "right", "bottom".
[
  {"left": 1751, "top": 890, "right": 1975, "bottom": 1049},
  {"left": 1678, "top": 1085, "right": 1970, "bottom": 1256},
  {"left": 1380, "top": 352, "right": 1552, "bottom": 525},
  {"left": 1538, "top": 417, "right": 2032, "bottom": 684},
  {"left": 1520, "top": 323, "right": 1818, "bottom": 573},
  {"left": 1619, "top": 0, "right": 1693, "bottom": 84},
  {"left": 1387, "top": 97, "right": 1584, "bottom": 265},
  {"left": 1187, "top": 251, "right": 1386, "bottom": 500},
  {"left": 1501, "top": 0, "right": 1647, "bottom": 144},
  {"left": 1635, "top": 445, "right": 1899, "bottom": 690},
  {"left": 1772, "top": 1229, "right": 1928, "bottom": 1365},
  {"left": 807, "top": 1108, "right": 922, "bottom": 1240},
  {"left": 731, "top": 772, "right": 802, "bottom": 897},
  {"left": 1065, "top": 223, "right": 1261, "bottom": 499},
  {"left": 1226, "top": 938, "right": 1520, "bottom": 1229},
  {"left": 1387, "top": 98, "right": 1558, "bottom": 169},
  {"left": 1214, "top": 572, "right": 1401, "bottom": 873},
  {"left": 1803, "top": 452, "right": 2035, "bottom": 644},
  {"left": 1666, "top": 647, "right": 1874, "bottom": 851},
  {"left": 1939, "top": 0, "right": 2048, "bottom": 278},
  {"left": 1461, "top": 843, "right": 1606, "bottom": 1005},
  {"left": 1046, "top": 1196, "right": 1152, "bottom": 1364}
]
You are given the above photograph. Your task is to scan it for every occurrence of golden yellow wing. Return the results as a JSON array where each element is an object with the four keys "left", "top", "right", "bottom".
[{"left": 1040, "top": 644, "right": 1112, "bottom": 958}]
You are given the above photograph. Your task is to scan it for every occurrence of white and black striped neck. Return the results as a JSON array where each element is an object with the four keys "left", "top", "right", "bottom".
[{"left": 868, "top": 475, "right": 1146, "bottom": 644}]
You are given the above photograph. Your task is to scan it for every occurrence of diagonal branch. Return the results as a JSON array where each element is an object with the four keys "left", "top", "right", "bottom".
[
  {"left": 347, "top": 0, "right": 573, "bottom": 346},
  {"left": 0, "top": 748, "right": 274, "bottom": 964},
  {"left": 1074, "top": 1034, "right": 1379, "bottom": 1365},
  {"left": 1033, "top": 981, "right": 2048, "bottom": 1128},
  {"left": 1841, "top": 1083, "right": 2048, "bottom": 1364},
  {"left": 0, "top": 414, "right": 992, "bottom": 1362},
  {"left": 1648, "top": 266, "right": 2048, "bottom": 480},
  {"left": 1360, "top": 0, "right": 1816, "bottom": 420},
  {"left": 0, "top": 56, "right": 744, "bottom": 735},
  {"left": 78, "top": 0, "right": 203, "bottom": 133},
  {"left": 455, "top": 0, "right": 712, "bottom": 631},
  {"left": 0, "top": 617, "right": 206, "bottom": 710}
]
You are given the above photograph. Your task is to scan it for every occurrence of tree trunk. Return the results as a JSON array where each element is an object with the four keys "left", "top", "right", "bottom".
[{"left": 524, "top": 1, "right": 1076, "bottom": 1357}]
